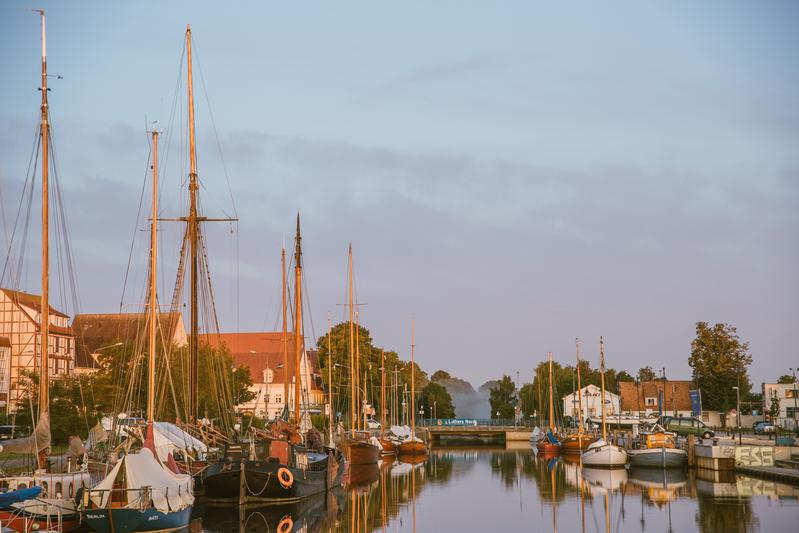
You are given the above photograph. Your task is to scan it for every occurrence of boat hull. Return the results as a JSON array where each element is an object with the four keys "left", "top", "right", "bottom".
[
  {"left": 82, "top": 506, "right": 192, "bottom": 533},
  {"left": 628, "top": 447, "right": 687, "bottom": 468},
  {"left": 397, "top": 441, "right": 428, "bottom": 456},
  {"left": 0, "top": 510, "right": 81, "bottom": 533},
  {"left": 536, "top": 440, "right": 561, "bottom": 455},
  {"left": 561, "top": 433, "right": 596, "bottom": 454},
  {"left": 379, "top": 438, "right": 398, "bottom": 455},
  {"left": 580, "top": 442, "right": 628, "bottom": 467},
  {"left": 342, "top": 440, "right": 380, "bottom": 465},
  {"left": 202, "top": 454, "right": 341, "bottom": 505}
]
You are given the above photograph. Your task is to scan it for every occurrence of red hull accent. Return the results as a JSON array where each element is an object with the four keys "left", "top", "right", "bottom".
[
  {"left": 536, "top": 440, "right": 561, "bottom": 455},
  {"left": 0, "top": 511, "right": 81, "bottom": 532}
]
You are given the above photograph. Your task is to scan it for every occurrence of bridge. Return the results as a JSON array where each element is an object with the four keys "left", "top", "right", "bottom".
[{"left": 419, "top": 419, "right": 533, "bottom": 444}]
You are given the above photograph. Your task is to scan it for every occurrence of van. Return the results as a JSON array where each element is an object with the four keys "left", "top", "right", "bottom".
[
  {"left": 0, "top": 425, "right": 16, "bottom": 440},
  {"left": 657, "top": 416, "right": 714, "bottom": 439}
]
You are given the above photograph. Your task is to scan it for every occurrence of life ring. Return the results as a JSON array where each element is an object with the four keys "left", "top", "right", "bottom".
[
  {"left": 277, "top": 467, "right": 294, "bottom": 488},
  {"left": 277, "top": 515, "right": 293, "bottom": 533}
]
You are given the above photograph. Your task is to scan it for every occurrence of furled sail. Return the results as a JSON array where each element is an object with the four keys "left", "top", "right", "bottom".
[{"left": 0, "top": 410, "right": 51, "bottom": 454}]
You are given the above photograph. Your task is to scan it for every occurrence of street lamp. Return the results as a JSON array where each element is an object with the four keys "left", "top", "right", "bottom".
[{"left": 732, "top": 385, "right": 741, "bottom": 445}]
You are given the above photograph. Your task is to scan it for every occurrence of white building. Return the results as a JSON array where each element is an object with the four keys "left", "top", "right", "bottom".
[
  {"left": 0, "top": 288, "right": 75, "bottom": 411},
  {"left": 762, "top": 382, "right": 799, "bottom": 430},
  {"left": 562, "top": 384, "right": 620, "bottom": 421}
]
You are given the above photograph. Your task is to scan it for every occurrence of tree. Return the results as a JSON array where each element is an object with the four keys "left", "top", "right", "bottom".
[
  {"left": 768, "top": 392, "right": 781, "bottom": 422},
  {"left": 519, "top": 383, "right": 536, "bottom": 419},
  {"left": 431, "top": 370, "right": 451, "bottom": 382},
  {"left": 637, "top": 366, "right": 657, "bottom": 382},
  {"left": 489, "top": 375, "right": 517, "bottom": 419},
  {"left": 418, "top": 382, "right": 455, "bottom": 419},
  {"left": 777, "top": 374, "right": 796, "bottom": 384},
  {"left": 688, "top": 322, "right": 753, "bottom": 412}
]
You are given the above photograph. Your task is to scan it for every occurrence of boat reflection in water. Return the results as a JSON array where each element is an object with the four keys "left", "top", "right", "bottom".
[
  {"left": 201, "top": 488, "right": 343, "bottom": 532},
  {"left": 628, "top": 467, "right": 688, "bottom": 504}
]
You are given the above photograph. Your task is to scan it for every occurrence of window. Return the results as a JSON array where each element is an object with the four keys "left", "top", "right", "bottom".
[
  {"left": 265, "top": 394, "right": 270, "bottom": 404},
  {"left": 275, "top": 394, "right": 282, "bottom": 405},
  {"left": 262, "top": 368, "right": 274, "bottom": 384},
  {"left": 786, "top": 389, "right": 797, "bottom": 399},
  {"left": 787, "top": 407, "right": 798, "bottom": 418},
  {"left": 645, "top": 397, "right": 657, "bottom": 406}
]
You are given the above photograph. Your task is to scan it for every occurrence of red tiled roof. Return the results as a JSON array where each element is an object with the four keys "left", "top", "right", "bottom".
[
  {"left": 619, "top": 380, "right": 694, "bottom": 412},
  {"left": 203, "top": 332, "right": 320, "bottom": 389},
  {"left": 1, "top": 288, "right": 70, "bottom": 318},
  {"left": 71, "top": 312, "right": 183, "bottom": 368}
]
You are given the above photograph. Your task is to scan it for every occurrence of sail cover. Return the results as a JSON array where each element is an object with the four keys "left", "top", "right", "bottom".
[
  {"left": 91, "top": 448, "right": 194, "bottom": 513},
  {"left": 152, "top": 422, "right": 207, "bottom": 461},
  {"left": 0, "top": 410, "right": 51, "bottom": 454}
]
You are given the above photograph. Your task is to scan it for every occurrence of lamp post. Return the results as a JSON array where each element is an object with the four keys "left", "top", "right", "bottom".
[
  {"left": 433, "top": 400, "right": 437, "bottom": 421},
  {"left": 732, "top": 385, "right": 741, "bottom": 445}
]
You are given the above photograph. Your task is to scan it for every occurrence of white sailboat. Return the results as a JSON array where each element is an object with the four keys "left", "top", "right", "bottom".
[{"left": 580, "top": 337, "right": 628, "bottom": 468}]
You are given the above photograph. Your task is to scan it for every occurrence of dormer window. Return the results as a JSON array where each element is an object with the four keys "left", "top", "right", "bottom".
[{"left": 262, "top": 368, "right": 274, "bottom": 384}]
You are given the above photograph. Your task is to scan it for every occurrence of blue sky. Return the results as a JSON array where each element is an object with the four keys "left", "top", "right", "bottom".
[{"left": 1, "top": 1, "right": 797, "bottom": 388}]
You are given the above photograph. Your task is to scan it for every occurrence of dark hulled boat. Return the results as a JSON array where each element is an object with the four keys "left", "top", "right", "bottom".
[{"left": 202, "top": 438, "right": 344, "bottom": 505}]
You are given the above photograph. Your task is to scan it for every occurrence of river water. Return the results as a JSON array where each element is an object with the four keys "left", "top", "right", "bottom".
[{"left": 195, "top": 445, "right": 799, "bottom": 532}]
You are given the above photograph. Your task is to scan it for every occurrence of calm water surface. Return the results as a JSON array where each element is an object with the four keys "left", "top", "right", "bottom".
[{"left": 196, "top": 446, "right": 799, "bottom": 532}]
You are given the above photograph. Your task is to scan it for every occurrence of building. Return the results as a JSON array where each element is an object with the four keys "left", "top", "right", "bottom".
[
  {"left": 562, "top": 384, "right": 620, "bottom": 420},
  {"left": 762, "top": 382, "right": 799, "bottom": 430},
  {"left": 205, "top": 332, "right": 324, "bottom": 420},
  {"left": 71, "top": 312, "right": 187, "bottom": 372},
  {"left": 619, "top": 380, "right": 694, "bottom": 418},
  {"left": 0, "top": 288, "right": 75, "bottom": 411}
]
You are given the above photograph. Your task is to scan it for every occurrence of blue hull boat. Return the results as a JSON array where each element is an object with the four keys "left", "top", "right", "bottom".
[{"left": 82, "top": 506, "right": 193, "bottom": 533}]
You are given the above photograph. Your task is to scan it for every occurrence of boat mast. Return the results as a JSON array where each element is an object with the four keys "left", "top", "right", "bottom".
[
  {"left": 36, "top": 9, "right": 49, "bottom": 470},
  {"left": 355, "top": 310, "right": 361, "bottom": 430},
  {"left": 348, "top": 245, "right": 355, "bottom": 435},
  {"left": 147, "top": 131, "right": 159, "bottom": 424},
  {"left": 600, "top": 336, "right": 607, "bottom": 441},
  {"left": 186, "top": 25, "right": 200, "bottom": 423},
  {"left": 380, "top": 349, "right": 386, "bottom": 432},
  {"left": 548, "top": 352, "right": 554, "bottom": 432},
  {"left": 282, "top": 246, "right": 288, "bottom": 415},
  {"left": 293, "top": 214, "right": 303, "bottom": 424},
  {"left": 576, "top": 338, "right": 583, "bottom": 435},
  {"left": 327, "top": 315, "right": 333, "bottom": 445},
  {"left": 411, "top": 320, "right": 416, "bottom": 436}
]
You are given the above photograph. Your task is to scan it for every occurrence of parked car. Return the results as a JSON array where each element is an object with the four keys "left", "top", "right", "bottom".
[
  {"left": 753, "top": 421, "right": 776, "bottom": 435},
  {"left": 657, "top": 416, "right": 715, "bottom": 439},
  {"left": 0, "top": 425, "right": 16, "bottom": 440}
]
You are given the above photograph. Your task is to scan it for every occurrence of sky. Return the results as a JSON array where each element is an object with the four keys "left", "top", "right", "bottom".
[{"left": 1, "top": 1, "right": 797, "bottom": 389}]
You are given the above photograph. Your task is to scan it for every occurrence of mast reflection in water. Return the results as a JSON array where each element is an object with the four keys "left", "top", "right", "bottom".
[{"left": 197, "top": 448, "right": 798, "bottom": 532}]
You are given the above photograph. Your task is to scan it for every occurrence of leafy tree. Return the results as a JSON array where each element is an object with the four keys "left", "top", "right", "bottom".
[
  {"left": 777, "top": 374, "right": 796, "bottom": 384},
  {"left": 489, "top": 375, "right": 517, "bottom": 419},
  {"left": 431, "top": 370, "right": 451, "bottom": 381},
  {"left": 688, "top": 322, "right": 753, "bottom": 411},
  {"left": 637, "top": 366, "right": 657, "bottom": 382},
  {"left": 418, "top": 382, "right": 455, "bottom": 419},
  {"left": 316, "top": 322, "right": 423, "bottom": 428},
  {"left": 768, "top": 392, "right": 781, "bottom": 422},
  {"left": 519, "top": 383, "right": 536, "bottom": 419}
]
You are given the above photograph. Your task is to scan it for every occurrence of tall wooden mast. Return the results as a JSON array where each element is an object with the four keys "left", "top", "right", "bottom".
[
  {"left": 548, "top": 352, "right": 554, "bottom": 431},
  {"left": 281, "top": 246, "right": 288, "bottom": 414},
  {"left": 576, "top": 339, "right": 583, "bottom": 435},
  {"left": 293, "top": 214, "right": 303, "bottom": 424},
  {"left": 411, "top": 319, "right": 416, "bottom": 437},
  {"left": 327, "top": 315, "right": 334, "bottom": 445},
  {"left": 348, "top": 245, "right": 355, "bottom": 435},
  {"left": 36, "top": 9, "right": 49, "bottom": 470},
  {"left": 599, "top": 336, "right": 607, "bottom": 441},
  {"left": 185, "top": 25, "right": 200, "bottom": 423},
  {"left": 380, "top": 349, "right": 386, "bottom": 431},
  {"left": 147, "top": 131, "right": 159, "bottom": 423},
  {"left": 355, "top": 310, "right": 361, "bottom": 430}
]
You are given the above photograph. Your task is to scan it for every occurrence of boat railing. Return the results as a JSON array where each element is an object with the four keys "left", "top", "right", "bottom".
[{"left": 82, "top": 486, "right": 153, "bottom": 510}]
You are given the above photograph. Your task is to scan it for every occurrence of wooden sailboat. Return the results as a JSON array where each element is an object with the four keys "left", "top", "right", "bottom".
[
  {"left": 536, "top": 352, "right": 562, "bottom": 454},
  {"left": 562, "top": 339, "right": 597, "bottom": 454},
  {"left": 0, "top": 12, "right": 93, "bottom": 532},
  {"left": 202, "top": 215, "right": 344, "bottom": 504},
  {"left": 580, "top": 337, "right": 628, "bottom": 468},
  {"left": 81, "top": 131, "right": 195, "bottom": 533},
  {"left": 379, "top": 349, "right": 399, "bottom": 455},
  {"left": 397, "top": 319, "right": 428, "bottom": 456},
  {"left": 341, "top": 245, "right": 381, "bottom": 465}
]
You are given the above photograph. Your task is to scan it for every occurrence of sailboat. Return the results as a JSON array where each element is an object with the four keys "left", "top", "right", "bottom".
[
  {"left": 562, "top": 339, "right": 597, "bottom": 454},
  {"left": 580, "top": 337, "right": 628, "bottom": 468},
  {"left": 397, "top": 319, "right": 428, "bottom": 456},
  {"left": 340, "top": 245, "right": 381, "bottom": 466},
  {"left": 202, "top": 216, "right": 344, "bottom": 504},
  {"left": 628, "top": 423, "right": 687, "bottom": 468},
  {"left": 0, "top": 11, "right": 93, "bottom": 532},
  {"left": 378, "top": 349, "right": 399, "bottom": 455},
  {"left": 536, "top": 352, "right": 561, "bottom": 455},
  {"left": 81, "top": 130, "right": 195, "bottom": 533}
]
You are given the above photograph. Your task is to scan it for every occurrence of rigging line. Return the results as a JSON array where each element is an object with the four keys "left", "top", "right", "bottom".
[
  {"left": 119, "top": 142, "right": 152, "bottom": 312},
  {"left": 0, "top": 117, "right": 40, "bottom": 287},
  {"left": 190, "top": 36, "right": 238, "bottom": 219}
]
